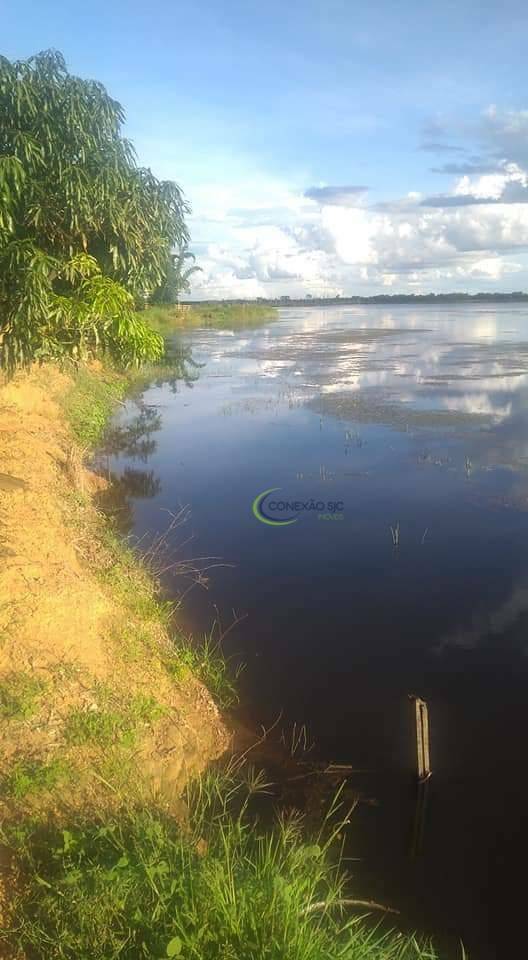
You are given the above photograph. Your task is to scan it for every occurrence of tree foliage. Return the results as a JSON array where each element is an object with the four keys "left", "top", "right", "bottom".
[{"left": 0, "top": 50, "right": 190, "bottom": 371}]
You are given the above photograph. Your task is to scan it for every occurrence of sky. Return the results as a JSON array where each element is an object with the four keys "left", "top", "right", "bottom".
[{"left": 4, "top": 0, "right": 528, "bottom": 297}]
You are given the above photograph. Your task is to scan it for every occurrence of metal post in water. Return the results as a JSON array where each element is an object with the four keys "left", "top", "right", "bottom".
[
  {"left": 410, "top": 695, "right": 432, "bottom": 781},
  {"left": 408, "top": 695, "right": 432, "bottom": 857}
]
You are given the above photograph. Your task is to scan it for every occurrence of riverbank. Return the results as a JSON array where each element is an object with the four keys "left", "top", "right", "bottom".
[
  {"left": 0, "top": 360, "right": 229, "bottom": 826},
  {"left": 144, "top": 301, "right": 278, "bottom": 331},
  {"left": 0, "top": 358, "right": 444, "bottom": 959}
]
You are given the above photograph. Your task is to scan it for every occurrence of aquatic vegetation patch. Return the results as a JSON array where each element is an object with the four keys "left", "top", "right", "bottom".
[{"left": 309, "top": 391, "right": 493, "bottom": 430}]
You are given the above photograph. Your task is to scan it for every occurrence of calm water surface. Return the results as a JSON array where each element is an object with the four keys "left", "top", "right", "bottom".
[{"left": 104, "top": 305, "right": 528, "bottom": 959}]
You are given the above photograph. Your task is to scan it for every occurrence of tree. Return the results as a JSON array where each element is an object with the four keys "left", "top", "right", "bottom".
[
  {"left": 150, "top": 243, "right": 202, "bottom": 305},
  {"left": 0, "top": 50, "right": 190, "bottom": 371}
]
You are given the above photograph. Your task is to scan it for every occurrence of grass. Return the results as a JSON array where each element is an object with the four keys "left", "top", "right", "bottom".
[
  {"left": 2, "top": 758, "right": 72, "bottom": 800},
  {"left": 143, "top": 301, "right": 277, "bottom": 331},
  {"left": 95, "top": 524, "right": 175, "bottom": 627},
  {"left": 164, "top": 628, "right": 242, "bottom": 709},
  {"left": 113, "top": 623, "right": 158, "bottom": 663},
  {"left": 64, "top": 690, "right": 166, "bottom": 749},
  {"left": 60, "top": 345, "right": 198, "bottom": 448},
  {"left": 93, "top": 524, "right": 240, "bottom": 709},
  {"left": 64, "top": 706, "right": 134, "bottom": 748},
  {"left": 0, "top": 671, "right": 47, "bottom": 721},
  {"left": 61, "top": 365, "right": 130, "bottom": 446},
  {"left": 0, "top": 767, "right": 444, "bottom": 960}
]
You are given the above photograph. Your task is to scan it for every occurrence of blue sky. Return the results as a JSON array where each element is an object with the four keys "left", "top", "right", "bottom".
[{"left": 4, "top": 0, "right": 528, "bottom": 296}]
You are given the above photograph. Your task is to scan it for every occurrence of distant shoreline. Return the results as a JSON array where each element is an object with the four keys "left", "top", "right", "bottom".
[{"left": 184, "top": 291, "right": 528, "bottom": 307}]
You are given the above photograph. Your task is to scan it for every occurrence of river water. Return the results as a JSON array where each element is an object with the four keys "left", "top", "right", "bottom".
[{"left": 102, "top": 305, "right": 528, "bottom": 959}]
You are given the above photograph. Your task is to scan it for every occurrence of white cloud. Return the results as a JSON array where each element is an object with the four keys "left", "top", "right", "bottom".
[{"left": 184, "top": 112, "right": 528, "bottom": 298}]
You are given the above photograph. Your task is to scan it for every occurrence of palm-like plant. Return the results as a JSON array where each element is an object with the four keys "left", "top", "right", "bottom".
[{"left": 150, "top": 244, "right": 202, "bottom": 305}]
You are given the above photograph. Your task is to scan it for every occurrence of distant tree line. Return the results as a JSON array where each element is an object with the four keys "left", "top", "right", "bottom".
[
  {"left": 185, "top": 292, "right": 528, "bottom": 307},
  {"left": 0, "top": 50, "right": 192, "bottom": 373}
]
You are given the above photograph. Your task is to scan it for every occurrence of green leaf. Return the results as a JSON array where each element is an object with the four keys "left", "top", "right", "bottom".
[
  {"left": 166, "top": 936, "right": 182, "bottom": 957},
  {"left": 304, "top": 844, "right": 322, "bottom": 859},
  {"left": 35, "top": 875, "right": 53, "bottom": 888},
  {"left": 62, "top": 829, "right": 74, "bottom": 852}
]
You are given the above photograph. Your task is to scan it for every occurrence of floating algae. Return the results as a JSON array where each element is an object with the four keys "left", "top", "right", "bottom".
[{"left": 308, "top": 391, "right": 493, "bottom": 430}]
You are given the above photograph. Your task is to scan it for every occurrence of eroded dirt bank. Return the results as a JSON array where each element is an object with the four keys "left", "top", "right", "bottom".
[{"left": 0, "top": 364, "right": 228, "bottom": 827}]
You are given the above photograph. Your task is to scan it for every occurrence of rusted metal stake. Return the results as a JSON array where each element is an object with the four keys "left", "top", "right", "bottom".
[{"left": 411, "top": 696, "right": 432, "bottom": 781}]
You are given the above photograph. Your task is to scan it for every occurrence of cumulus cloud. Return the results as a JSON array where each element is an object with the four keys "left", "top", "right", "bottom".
[
  {"left": 186, "top": 106, "right": 528, "bottom": 298},
  {"left": 304, "top": 185, "right": 368, "bottom": 206},
  {"left": 422, "top": 162, "right": 528, "bottom": 206},
  {"left": 189, "top": 188, "right": 528, "bottom": 296}
]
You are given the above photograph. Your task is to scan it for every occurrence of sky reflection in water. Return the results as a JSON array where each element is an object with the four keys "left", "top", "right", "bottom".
[{"left": 104, "top": 305, "right": 528, "bottom": 960}]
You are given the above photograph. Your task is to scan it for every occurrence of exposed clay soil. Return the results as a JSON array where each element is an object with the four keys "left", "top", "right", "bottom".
[{"left": 0, "top": 365, "right": 229, "bottom": 935}]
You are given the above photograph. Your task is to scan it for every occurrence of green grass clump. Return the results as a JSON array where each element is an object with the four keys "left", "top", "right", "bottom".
[
  {"left": 60, "top": 347, "right": 199, "bottom": 449},
  {"left": 64, "top": 693, "right": 166, "bottom": 749},
  {"left": 129, "top": 693, "right": 167, "bottom": 726},
  {"left": 166, "top": 631, "right": 241, "bottom": 709},
  {"left": 64, "top": 707, "right": 132, "bottom": 748},
  {"left": 61, "top": 366, "right": 129, "bottom": 446},
  {"left": 0, "top": 672, "right": 46, "bottom": 721},
  {"left": 96, "top": 525, "right": 174, "bottom": 626},
  {"left": 114, "top": 623, "right": 156, "bottom": 662},
  {"left": 1, "top": 769, "right": 443, "bottom": 960},
  {"left": 2, "top": 758, "right": 72, "bottom": 800},
  {"left": 96, "top": 529, "right": 240, "bottom": 707},
  {"left": 95, "top": 527, "right": 240, "bottom": 708}
]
